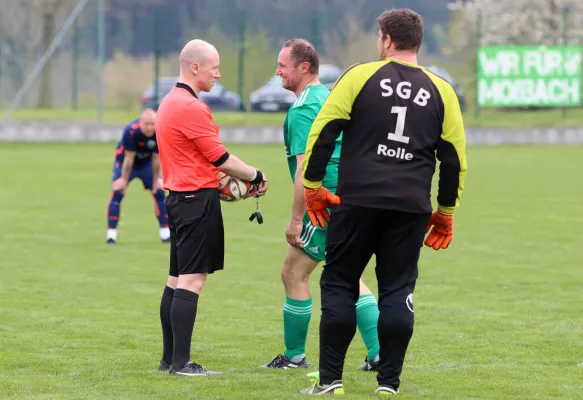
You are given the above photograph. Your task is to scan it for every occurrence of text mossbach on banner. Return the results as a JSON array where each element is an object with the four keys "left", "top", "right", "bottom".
[{"left": 477, "top": 46, "right": 582, "bottom": 107}]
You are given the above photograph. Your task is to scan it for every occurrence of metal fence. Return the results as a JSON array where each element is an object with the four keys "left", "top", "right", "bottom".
[
  {"left": 0, "top": 0, "right": 581, "bottom": 122},
  {"left": 0, "top": 0, "right": 447, "bottom": 119}
]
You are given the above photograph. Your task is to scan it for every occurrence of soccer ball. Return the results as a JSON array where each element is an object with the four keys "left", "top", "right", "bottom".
[{"left": 217, "top": 172, "right": 256, "bottom": 202}]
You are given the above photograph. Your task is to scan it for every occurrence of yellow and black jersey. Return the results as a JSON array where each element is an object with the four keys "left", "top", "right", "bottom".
[{"left": 302, "top": 58, "right": 467, "bottom": 215}]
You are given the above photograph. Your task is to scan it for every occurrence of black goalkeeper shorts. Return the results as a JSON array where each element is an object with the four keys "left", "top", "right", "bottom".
[{"left": 166, "top": 188, "right": 224, "bottom": 277}]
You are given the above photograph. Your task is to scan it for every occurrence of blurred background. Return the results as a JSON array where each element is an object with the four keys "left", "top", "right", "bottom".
[
  {"left": 1, "top": 4, "right": 582, "bottom": 398},
  {"left": 0, "top": 0, "right": 581, "bottom": 124}
]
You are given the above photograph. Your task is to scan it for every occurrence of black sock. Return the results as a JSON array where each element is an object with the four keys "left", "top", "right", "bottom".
[
  {"left": 171, "top": 288, "right": 199, "bottom": 369},
  {"left": 159, "top": 285, "right": 175, "bottom": 365}
]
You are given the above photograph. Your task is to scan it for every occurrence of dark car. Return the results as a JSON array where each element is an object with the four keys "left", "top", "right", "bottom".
[
  {"left": 141, "top": 77, "right": 242, "bottom": 111},
  {"left": 249, "top": 64, "right": 343, "bottom": 112},
  {"left": 426, "top": 66, "right": 466, "bottom": 112}
]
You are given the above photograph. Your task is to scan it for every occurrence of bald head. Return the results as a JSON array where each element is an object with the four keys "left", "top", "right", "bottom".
[
  {"left": 141, "top": 108, "right": 156, "bottom": 120},
  {"left": 140, "top": 108, "right": 156, "bottom": 136},
  {"left": 178, "top": 39, "right": 221, "bottom": 93},
  {"left": 179, "top": 39, "right": 218, "bottom": 72}
]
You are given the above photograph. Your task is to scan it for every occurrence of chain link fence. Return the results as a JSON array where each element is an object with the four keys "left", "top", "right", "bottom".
[{"left": 0, "top": 0, "right": 581, "bottom": 122}]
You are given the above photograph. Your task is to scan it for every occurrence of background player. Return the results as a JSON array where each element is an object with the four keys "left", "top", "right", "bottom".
[
  {"left": 259, "top": 39, "right": 380, "bottom": 372},
  {"left": 106, "top": 108, "right": 169, "bottom": 244}
]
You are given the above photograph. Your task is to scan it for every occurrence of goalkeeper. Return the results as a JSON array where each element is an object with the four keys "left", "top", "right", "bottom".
[
  {"left": 259, "top": 39, "right": 380, "bottom": 372},
  {"left": 300, "top": 8, "right": 467, "bottom": 396}
]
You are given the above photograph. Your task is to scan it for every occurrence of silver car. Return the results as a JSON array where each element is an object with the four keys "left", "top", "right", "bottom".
[{"left": 249, "top": 64, "right": 343, "bottom": 112}]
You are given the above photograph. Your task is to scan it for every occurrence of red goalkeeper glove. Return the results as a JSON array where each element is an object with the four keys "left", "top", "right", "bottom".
[
  {"left": 424, "top": 211, "right": 454, "bottom": 250},
  {"left": 304, "top": 186, "right": 341, "bottom": 228}
]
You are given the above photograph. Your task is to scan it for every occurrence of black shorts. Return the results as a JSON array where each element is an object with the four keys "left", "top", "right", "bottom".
[
  {"left": 166, "top": 188, "right": 224, "bottom": 277},
  {"left": 323, "top": 204, "right": 430, "bottom": 302}
]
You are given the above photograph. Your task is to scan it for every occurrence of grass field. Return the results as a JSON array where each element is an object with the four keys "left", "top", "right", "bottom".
[
  {"left": 1, "top": 143, "right": 582, "bottom": 399},
  {"left": 3, "top": 107, "right": 583, "bottom": 127}
]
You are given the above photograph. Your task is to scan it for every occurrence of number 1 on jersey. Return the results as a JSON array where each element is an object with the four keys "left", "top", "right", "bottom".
[{"left": 388, "top": 106, "right": 410, "bottom": 144}]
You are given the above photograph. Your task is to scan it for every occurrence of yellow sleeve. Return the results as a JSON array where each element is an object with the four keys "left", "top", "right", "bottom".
[
  {"left": 302, "top": 61, "right": 389, "bottom": 188},
  {"left": 423, "top": 70, "right": 467, "bottom": 215}
]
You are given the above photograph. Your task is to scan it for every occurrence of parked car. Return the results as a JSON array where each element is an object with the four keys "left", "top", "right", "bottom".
[
  {"left": 249, "top": 64, "right": 344, "bottom": 112},
  {"left": 426, "top": 66, "right": 466, "bottom": 112},
  {"left": 141, "top": 77, "right": 242, "bottom": 111}
]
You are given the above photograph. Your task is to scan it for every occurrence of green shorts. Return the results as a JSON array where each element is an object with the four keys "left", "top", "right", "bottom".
[{"left": 299, "top": 212, "right": 328, "bottom": 263}]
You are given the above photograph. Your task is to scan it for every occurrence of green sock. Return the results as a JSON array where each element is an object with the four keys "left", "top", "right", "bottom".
[
  {"left": 356, "top": 294, "right": 380, "bottom": 362},
  {"left": 283, "top": 297, "right": 312, "bottom": 361}
]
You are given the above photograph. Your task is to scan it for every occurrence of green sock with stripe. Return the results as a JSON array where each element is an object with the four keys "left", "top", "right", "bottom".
[
  {"left": 356, "top": 294, "right": 380, "bottom": 362},
  {"left": 283, "top": 297, "right": 312, "bottom": 361}
]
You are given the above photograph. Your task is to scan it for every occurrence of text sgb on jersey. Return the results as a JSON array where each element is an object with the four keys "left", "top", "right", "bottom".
[{"left": 377, "top": 78, "right": 430, "bottom": 161}]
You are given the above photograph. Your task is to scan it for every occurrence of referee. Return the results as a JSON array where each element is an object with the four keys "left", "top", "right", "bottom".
[
  {"left": 300, "top": 9, "right": 467, "bottom": 396},
  {"left": 155, "top": 39, "right": 268, "bottom": 376}
]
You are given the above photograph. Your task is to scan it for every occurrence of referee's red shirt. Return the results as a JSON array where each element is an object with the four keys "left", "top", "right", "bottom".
[{"left": 156, "top": 83, "right": 229, "bottom": 192}]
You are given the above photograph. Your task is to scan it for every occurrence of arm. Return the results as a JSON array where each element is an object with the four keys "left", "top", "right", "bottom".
[
  {"left": 151, "top": 153, "right": 161, "bottom": 191},
  {"left": 302, "top": 62, "right": 386, "bottom": 227},
  {"left": 291, "top": 154, "right": 307, "bottom": 222},
  {"left": 285, "top": 155, "right": 307, "bottom": 247},
  {"left": 424, "top": 84, "right": 467, "bottom": 251},
  {"left": 120, "top": 126, "right": 137, "bottom": 182},
  {"left": 217, "top": 155, "right": 260, "bottom": 182},
  {"left": 284, "top": 105, "right": 314, "bottom": 244},
  {"left": 182, "top": 103, "right": 266, "bottom": 186},
  {"left": 436, "top": 86, "right": 467, "bottom": 215},
  {"left": 302, "top": 64, "right": 363, "bottom": 188},
  {"left": 286, "top": 106, "right": 314, "bottom": 219},
  {"left": 120, "top": 151, "right": 136, "bottom": 182},
  {"left": 112, "top": 127, "right": 136, "bottom": 192},
  {"left": 111, "top": 150, "right": 135, "bottom": 193}
]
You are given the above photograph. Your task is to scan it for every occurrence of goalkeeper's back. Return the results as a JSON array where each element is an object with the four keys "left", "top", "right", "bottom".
[{"left": 304, "top": 59, "right": 467, "bottom": 215}]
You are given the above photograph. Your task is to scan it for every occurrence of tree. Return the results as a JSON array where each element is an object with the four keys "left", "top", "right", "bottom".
[
  {"left": 430, "top": 0, "right": 583, "bottom": 113},
  {"left": 16, "top": 0, "right": 76, "bottom": 108},
  {"left": 189, "top": 24, "right": 280, "bottom": 105},
  {"left": 443, "top": 0, "right": 583, "bottom": 52},
  {"left": 323, "top": 13, "right": 379, "bottom": 68},
  {"left": 0, "top": 1, "right": 44, "bottom": 104}
]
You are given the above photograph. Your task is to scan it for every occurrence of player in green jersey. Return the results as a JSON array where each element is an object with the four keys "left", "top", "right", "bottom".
[{"left": 259, "top": 39, "right": 380, "bottom": 372}]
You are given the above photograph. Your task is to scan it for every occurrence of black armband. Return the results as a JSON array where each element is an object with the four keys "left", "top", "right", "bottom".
[{"left": 212, "top": 151, "right": 230, "bottom": 167}]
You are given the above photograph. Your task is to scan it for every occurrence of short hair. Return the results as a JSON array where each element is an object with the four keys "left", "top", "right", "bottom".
[
  {"left": 376, "top": 8, "right": 424, "bottom": 52},
  {"left": 282, "top": 38, "right": 319, "bottom": 75}
]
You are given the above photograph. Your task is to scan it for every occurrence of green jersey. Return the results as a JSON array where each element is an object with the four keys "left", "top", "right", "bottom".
[{"left": 283, "top": 84, "right": 341, "bottom": 189}]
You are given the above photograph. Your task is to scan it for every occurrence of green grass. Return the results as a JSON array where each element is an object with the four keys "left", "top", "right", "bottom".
[
  {"left": 1, "top": 143, "right": 582, "bottom": 399},
  {"left": 3, "top": 107, "right": 583, "bottom": 127}
]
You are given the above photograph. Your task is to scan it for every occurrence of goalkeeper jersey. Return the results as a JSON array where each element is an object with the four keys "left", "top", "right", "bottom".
[
  {"left": 302, "top": 59, "right": 467, "bottom": 215},
  {"left": 283, "top": 84, "right": 341, "bottom": 189}
]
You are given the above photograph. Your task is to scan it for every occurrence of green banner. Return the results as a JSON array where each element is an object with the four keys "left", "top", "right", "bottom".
[{"left": 477, "top": 46, "right": 582, "bottom": 107}]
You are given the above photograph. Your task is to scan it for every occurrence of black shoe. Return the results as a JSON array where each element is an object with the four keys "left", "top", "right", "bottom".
[
  {"left": 357, "top": 356, "right": 379, "bottom": 371},
  {"left": 169, "top": 361, "right": 222, "bottom": 376},
  {"left": 158, "top": 360, "right": 171, "bottom": 371},
  {"left": 161, "top": 237, "right": 170, "bottom": 243},
  {"left": 375, "top": 384, "right": 398, "bottom": 396},
  {"left": 258, "top": 354, "right": 309, "bottom": 369},
  {"left": 106, "top": 238, "right": 116, "bottom": 245}
]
